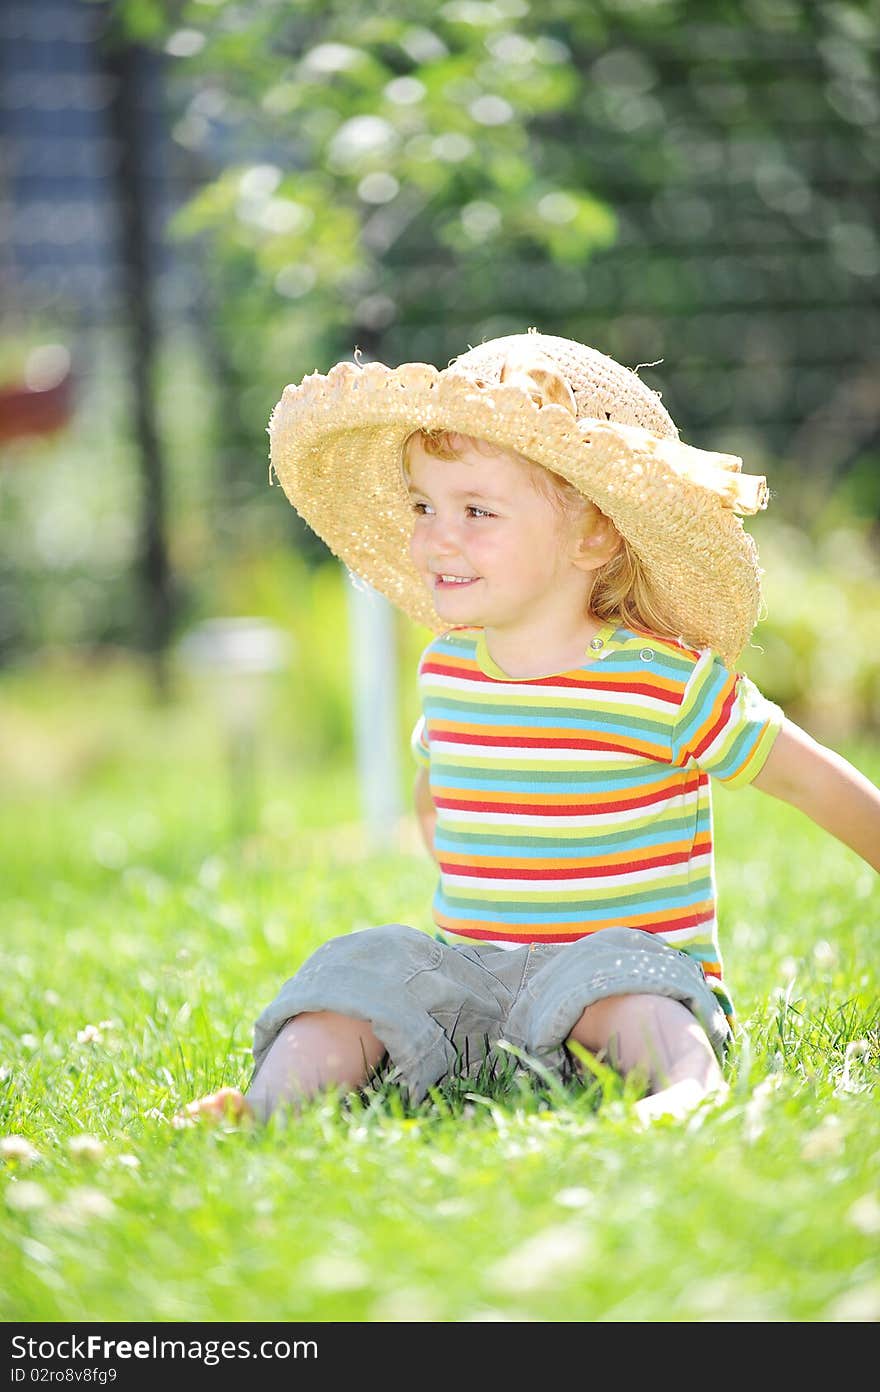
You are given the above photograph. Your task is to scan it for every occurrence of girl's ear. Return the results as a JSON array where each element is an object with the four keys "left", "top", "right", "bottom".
[{"left": 570, "top": 510, "right": 622, "bottom": 573}]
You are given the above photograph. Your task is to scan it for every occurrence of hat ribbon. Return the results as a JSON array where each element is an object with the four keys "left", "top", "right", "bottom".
[
  {"left": 647, "top": 434, "right": 769, "bottom": 514},
  {"left": 495, "top": 349, "right": 767, "bottom": 516}
]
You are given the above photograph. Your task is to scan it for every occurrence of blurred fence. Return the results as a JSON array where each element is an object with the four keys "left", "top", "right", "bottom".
[{"left": 2, "top": 1, "right": 877, "bottom": 453}]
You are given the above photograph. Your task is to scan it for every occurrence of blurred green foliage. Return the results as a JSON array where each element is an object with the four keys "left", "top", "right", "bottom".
[
  {"left": 153, "top": 0, "right": 620, "bottom": 510},
  {"left": 142, "top": 0, "right": 880, "bottom": 488},
  {"left": 741, "top": 517, "right": 880, "bottom": 737},
  {"left": 2, "top": 0, "right": 878, "bottom": 737}
]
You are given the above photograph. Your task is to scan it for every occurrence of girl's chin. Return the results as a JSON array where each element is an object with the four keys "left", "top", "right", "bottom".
[
  {"left": 434, "top": 600, "right": 484, "bottom": 621},
  {"left": 433, "top": 603, "right": 490, "bottom": 630}
]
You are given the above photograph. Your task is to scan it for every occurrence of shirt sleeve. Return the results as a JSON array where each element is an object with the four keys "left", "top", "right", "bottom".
[
  {"left": 671, "top": 650, "right": 784, "bottom": 788},
  {"left": 411, "top": 714, "right": 430, "bottom": 769}
]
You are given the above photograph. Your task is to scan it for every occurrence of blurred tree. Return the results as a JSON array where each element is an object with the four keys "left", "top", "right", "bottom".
[
  {"left": 117, "top": 0, "right": 615, "bottom": 557},
  {"left": 117, "top": 0, "right": 878, "bottom": 542}
]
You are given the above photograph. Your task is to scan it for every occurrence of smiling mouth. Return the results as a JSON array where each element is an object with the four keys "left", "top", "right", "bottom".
[{"left": 433, "top": 574, "right": 479, "bottom": 589}]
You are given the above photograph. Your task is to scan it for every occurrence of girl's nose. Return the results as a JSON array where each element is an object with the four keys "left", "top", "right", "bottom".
[{"left": 424, "top": 515, "right": 459, "bottom": 555}]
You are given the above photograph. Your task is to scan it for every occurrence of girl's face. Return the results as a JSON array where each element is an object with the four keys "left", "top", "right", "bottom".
[{"left": 406, "top": 436, "right": 596, "bottom": 636}]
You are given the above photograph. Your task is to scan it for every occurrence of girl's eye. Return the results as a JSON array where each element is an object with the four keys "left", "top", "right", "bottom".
[
  {"left": 467, "top": 505, "right": 495, "bottom": 519},
  {"left": 411, "top": 501, "right": 432, "bottom": 516}
]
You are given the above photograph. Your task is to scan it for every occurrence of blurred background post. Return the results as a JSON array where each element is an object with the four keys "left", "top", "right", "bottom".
[
  {"left": 178, "top": 617, "right": 291, "bottom": 842},
  {"left": 346, "top": 577, "right": 402, "bottom": 851}
]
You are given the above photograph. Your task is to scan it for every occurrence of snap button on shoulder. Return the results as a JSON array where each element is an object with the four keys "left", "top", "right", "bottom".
[
  {"left": 589, "top": 637, "right": 604, "bottom": 651},
  {"left": 640, "top": 647, "right": 654, "bottom": 662}
]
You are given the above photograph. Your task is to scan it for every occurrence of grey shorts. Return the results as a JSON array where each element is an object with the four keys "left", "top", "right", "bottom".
[{"left": 251, "top": 924, "right": 731, "bottom": 1105}]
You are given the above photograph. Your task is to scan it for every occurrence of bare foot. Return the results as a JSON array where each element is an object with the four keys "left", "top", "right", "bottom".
[
  {"left": 634, "top": 1078, "right": 728, "bottom": 1125},
  {"left": 172, "top": 1087, "right": 254, "bottom": 1127}
]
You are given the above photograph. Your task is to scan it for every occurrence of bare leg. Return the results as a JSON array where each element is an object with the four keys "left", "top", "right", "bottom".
[
  {"left": 247, "top": 1010, "right": 386, "bottom": 1120},
  {"left": 178, "top": 1010, "right": 387, "bottom": 1124},
  {"left": 568, "top": 993, "right": 726, "bottom": 1122}
]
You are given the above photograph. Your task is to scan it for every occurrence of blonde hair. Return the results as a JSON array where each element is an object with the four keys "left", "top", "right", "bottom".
[{"left": 402, "top": 428, "right": 685, "bottom": 643}]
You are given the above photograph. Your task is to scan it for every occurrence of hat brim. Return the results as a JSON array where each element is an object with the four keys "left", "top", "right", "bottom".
[{"left": 268, "top": 359, "right": 767, "bottom": 666}]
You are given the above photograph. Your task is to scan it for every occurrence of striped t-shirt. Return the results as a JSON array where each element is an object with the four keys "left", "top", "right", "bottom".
[{"left": 411, "top": 623, "right": 783, "bottom": 1020}]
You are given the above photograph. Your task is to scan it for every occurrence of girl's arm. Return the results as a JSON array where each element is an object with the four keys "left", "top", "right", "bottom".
[
  {"left": 413, "top": 766, "right": 438, "bottom": 862},
  {"left": 751, "top": 718, "right": 880, "bottom": 871}
]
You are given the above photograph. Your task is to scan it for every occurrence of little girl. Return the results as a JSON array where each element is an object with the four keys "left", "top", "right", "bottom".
[{"left": 183, "top": 330, "right": 880, "bottom": 1125}]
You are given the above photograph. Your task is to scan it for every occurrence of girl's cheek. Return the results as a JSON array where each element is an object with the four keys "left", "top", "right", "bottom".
[{"left": 410, "top": 525, "right": 433, "bottom": 571}]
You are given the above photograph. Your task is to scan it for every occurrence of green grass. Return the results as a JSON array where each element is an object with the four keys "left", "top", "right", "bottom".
[{"left": 1, "top": 653, "right": 878, "bottom": 1323}]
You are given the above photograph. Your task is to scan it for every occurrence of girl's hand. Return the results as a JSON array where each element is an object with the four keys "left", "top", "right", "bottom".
[{"left": 413, "top": 766, "right": 438, "bottom": 861}]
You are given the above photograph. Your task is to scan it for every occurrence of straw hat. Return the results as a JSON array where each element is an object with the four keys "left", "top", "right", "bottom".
[{"left": 268, "top": 329, "right": 769, "bottom": 665}]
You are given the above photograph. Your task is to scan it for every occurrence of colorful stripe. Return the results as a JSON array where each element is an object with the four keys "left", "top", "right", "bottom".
[{"left": 414, "top": 625, "right": 783, "bottom": 1023}]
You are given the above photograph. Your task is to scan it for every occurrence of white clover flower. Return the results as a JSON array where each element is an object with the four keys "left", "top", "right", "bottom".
[
  {"left": 464, "top": 1309, "right": 527, "bottom": 1323},
  {"left": 827, "top": 1281, "right": 880, "bottom": 1322},
  {"left": 67, "top": 1187, "right": 115, "bottom": 1219},
  {"left": 6, "top": 1180, "right": 49, "bottom": 1212},
  {"left": 553, "top": 1187, "right": 592, "bottom": 1209},
  {"left": 839, "top": 1039, "right": 872, "bottom": 1094},
  {"left": 847, "top": 1193, "right": 880, "bottom": 1236},
  {"left": 370, "top": 1287, "right": 441, "bottom": 1321},
  {"left": 0, "top": 1135, "right": 41, "bottom": 1165},
  {"left": 801, "top": 1115, "right": 844, "bottom": 1160},
  {"left": 20, "top": 1034, "right": 39, "bottom": 1050},
  {"left": 67, "top": 1134, "right": 105, "bottom": 1162},
  {"left": 434, "top": 1198, "right": 473, "bottom": 1218},
  {"left": 813, "top": 939, "right": 838, "bottom": 970},
  {"left": 779, "top": 956, "right": 798, "bottom": 982},
  {"left": 302, "top": 1254, "right": 370, "bottom": 1292},
  {"left": 117, "top": 1154, "right": 140, "bottom": 1170},
  {"left": 743, "top": 1074, "right": 785, "bottom": 1142},
  {"left": 76, "top": 1025, "right": 103, "bottom": 1045},
  {"left": 50, "top": 1187, "right": 115, "bottom": 1226},
  {"left": 487, "top": 1224, "right": 591, "bottom": 1293}
]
